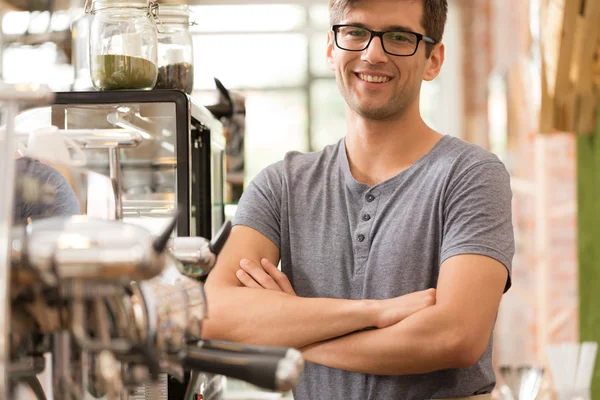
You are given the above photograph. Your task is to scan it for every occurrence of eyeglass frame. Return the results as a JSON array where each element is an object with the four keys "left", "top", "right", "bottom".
[{"left": 331, "top": 24, "right": 437, "bottom": 57}]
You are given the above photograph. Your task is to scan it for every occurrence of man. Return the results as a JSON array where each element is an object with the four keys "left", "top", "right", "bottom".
[
  {"left": 13, "top": 157, "right": 80, "bottom": 223},
  {"left": 203, "top": 0, "right": 514, "bottom": 399}
]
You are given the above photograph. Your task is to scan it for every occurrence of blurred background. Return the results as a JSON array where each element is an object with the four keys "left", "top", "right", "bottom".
[{"left": 0, "top": 0, "right": 599, "bottom": 399}]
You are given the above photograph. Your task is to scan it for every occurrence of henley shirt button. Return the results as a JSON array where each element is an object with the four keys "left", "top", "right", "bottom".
[
  {"left": 366, "top": 194, "right": 375, "bottom": 202},
  {"left": 357, "top": 234, "right": 365, "bottom": 242},
  {"left": 363, "top": 214, "right": 371, "bottom": 221}
]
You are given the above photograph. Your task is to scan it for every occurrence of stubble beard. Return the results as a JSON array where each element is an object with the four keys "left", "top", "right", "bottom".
[{"left": 337, "top": 75, "right": 415, "bottom": 121}]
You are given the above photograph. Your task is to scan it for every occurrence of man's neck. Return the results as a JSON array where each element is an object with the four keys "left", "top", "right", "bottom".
[{"left": 344, "top": 107, "right": 442, "bottom": 186}]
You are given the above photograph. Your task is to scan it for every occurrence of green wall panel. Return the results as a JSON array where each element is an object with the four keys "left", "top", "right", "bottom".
[{"left": 577, "top": 103, "right": 600, "bottom": 398}]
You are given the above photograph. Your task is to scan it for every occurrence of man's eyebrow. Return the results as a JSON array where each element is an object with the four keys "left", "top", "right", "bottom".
[
  {"left": 343, "top": 22, "right": 417, "bottom": 32},
  {"left": 384, "top": 25, "right": 416, "bottom": 32}
]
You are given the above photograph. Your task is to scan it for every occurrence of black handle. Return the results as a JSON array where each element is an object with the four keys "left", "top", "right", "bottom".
[
  {"left": 179, "top": 346, "right": 303, "bottom": 392},
  {"left": 208, "top": 220, "right": 232, "bottom": 256},
  {"left": 214, "top": 78, "right": 233, "bottom": 111},
  {"left": 205, "top": 104, "right": 233, "bottom": 120},
  {"left": 201, "top": 339, "right": 292, "bottom": 359},
  {"left": 205, "top": 78, "right": 234, "bottom": 120},
  {"left": 153, "top": 211, "right": 180, "bottom": 253}
]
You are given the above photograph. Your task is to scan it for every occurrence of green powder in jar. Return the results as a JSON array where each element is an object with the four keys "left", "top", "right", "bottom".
[{"left": 93, "top": 54, "right": 158, "bottom": 90}]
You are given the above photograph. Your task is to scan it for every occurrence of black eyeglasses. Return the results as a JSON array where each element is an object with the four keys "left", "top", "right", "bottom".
[{"left": 332, "top": 24, "right": 436, "bottom": 57}]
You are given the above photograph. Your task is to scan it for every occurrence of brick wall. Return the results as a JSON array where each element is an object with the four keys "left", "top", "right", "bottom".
[{"left": 459, "top": 0, "right": 579, "bottom": 371}]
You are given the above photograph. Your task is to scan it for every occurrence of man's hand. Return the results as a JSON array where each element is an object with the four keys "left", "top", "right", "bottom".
[
  {"left": 236, "top": 258, "right": 436, "bottom": 328},
  {"left": 236, "top": 258, "right": 296, "bottom": 295},
  {"left": 373, "top": 289, "right": 436, "bottom": 328}
]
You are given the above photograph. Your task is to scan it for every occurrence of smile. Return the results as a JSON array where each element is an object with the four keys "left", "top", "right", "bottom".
[{"left": 356, "top": 73, "right": 392, "bottom": 83}]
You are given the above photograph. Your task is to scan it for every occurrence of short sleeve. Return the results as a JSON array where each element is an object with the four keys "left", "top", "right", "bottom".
[
  {"left": 440, "top": 161, "right": 515, "bottom": 292},
  {"left": 233, "top": 161, "right": 283, "bottom": 249},
  {"left": 15, "top": 158, "right": 80, "bottom": 223},
  {"left": 47, "top": 168, "right": 81, "bottom": 217}
]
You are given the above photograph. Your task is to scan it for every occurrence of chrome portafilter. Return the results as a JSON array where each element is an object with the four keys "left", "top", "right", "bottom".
[
  {"left": 10, "top": 214, "right": 178, "bottom": 287},
  {"left": 168, "top": 220, "right": 232, "bottom": 278}
]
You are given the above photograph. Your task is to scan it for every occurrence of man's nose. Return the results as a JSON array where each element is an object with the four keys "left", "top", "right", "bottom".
[{"left": 361, "top": 36, "right": 389, "bottom": 64}]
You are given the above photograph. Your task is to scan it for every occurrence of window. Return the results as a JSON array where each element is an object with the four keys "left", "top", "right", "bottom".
[
  {"left": 2, "top": 43, "right": 74, "bottom": 92},
  {"left": 244, "top": 90, "right": 309, "bottom": 180},
  {"left": 310, "top": 79, "right": 345, "bottom": 149},
  {"left": 190, "top": 5, "right": 306, "bottom": 33},
  {"left": 192, "top": 34, "right": 308, "bottom": 90}
]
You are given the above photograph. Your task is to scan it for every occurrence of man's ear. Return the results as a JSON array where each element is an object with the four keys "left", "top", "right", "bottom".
[
  {"left": 326, "top": 30, "right": 336, "bottom": 71},
  {"left": 423, "top": 43, "right": 445, "bottom": 81}
]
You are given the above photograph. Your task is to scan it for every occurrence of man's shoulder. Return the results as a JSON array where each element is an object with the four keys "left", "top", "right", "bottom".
[
  {"left": 16, "top": 157, "right": 75, "bottom": 185},
  {"left": 16, "top": 157, "right": 55, "bottom": 178},
  {"left": 285, "top": 141, "right": 341, "bottom": 169},
  {"left": 441, "top": 135, "right": 501, "bottom": 164},
  {"left": 434, "top": 135, "right": 506, "bottom": 177},
  {"left": 14, "top": 157, "right": 80, "bottom": 221}
]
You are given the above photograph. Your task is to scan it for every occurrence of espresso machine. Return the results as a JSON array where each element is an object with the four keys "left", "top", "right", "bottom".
[{"left": 2, "top": 85, "right": 304, "bottom": 400}]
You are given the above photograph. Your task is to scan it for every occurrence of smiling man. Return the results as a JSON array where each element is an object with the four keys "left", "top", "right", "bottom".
[{"left": 202, "top": 1, "right": 514, "bottom": 399}]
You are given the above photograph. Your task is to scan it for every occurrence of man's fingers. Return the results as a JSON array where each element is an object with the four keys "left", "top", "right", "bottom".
[
  {"left": 261, "top": 258, "right": 296, "bottom": 295},
  {"left": 239, "top": 259, "right": 281, "bottom": 291},
  {"left": 235, "top": 269, "right": 262, "bottom": 289}
]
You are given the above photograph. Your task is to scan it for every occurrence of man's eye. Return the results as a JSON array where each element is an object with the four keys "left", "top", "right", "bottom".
[
  {"left": 390, "top": 34, "right": 409, "bottom": 41},
  {"left": 348, "top": 29, "right": 368, "bottom": 37}
]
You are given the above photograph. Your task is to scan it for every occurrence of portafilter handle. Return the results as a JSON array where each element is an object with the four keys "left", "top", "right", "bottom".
[
  {"left": 179, "top": 344, "right": 303, "bottom": 393},
  {"left": 201, "top": 339, "right": 301, "bottom": 365},
  {"left": 209, "top": 220, "right": 232, "bottom": 256},
  {"left": 168, "top": 221, "right": 232, "bottom": 278}
]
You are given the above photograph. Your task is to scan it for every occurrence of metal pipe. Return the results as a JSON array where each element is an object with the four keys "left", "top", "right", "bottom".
[
  {"left": 70, "top": 283, "right": 131, "bottom": 353},
  {"left": 106, "top": 111, "right": 157, "bottom": 142},
  {"left": 14, "top": 129, "right": 143, "bottom": 149},
  {"left": 93, "top": 298, "right": 125, "bottom": 400},
  {"left": 53, "top": 332, "right": 84, "bottom": 400},
  {"left": 0, "top": 83, "right": 54, "bottom": 400},
  {"left": 0, "top": 102, "right": 18, "bottom": 400},
  {"left": 183, "top": 369, "right": 200, "bottom": 400},
  {"left": 71, "top": 307, "right": 132, "bottom": 354},
  {"left": 22, "top": 376, "right": 48, "bottom": 400},
  {"left": 94, "top": 298, "right": 112, "bottom": 344},
  {"left": 109, "top": 148, "right": 124, "bottom": 220},
  {"left": 60, "top": 129, "right": 143, "bottom": 149},
  {"left": 158, "top": 360, "right": 184, "bottom": 383},
  {"left": 7, "top": 356, "right": 45, "bottom": 377}
]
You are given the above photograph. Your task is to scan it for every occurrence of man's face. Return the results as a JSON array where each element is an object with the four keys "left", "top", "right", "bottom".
[{"left": 326, "top": 0, "right": 443, "bottom": 121}]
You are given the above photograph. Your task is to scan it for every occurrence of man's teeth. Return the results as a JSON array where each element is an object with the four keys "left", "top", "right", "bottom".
[{"left": 358, "top": 74, "right": 391, "bottom": 83}]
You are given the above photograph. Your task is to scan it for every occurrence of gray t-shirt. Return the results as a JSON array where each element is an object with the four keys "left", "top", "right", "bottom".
[
  {"left": 234, "top": 135, "right": 514, "bottom": 400},
  {"left": 13, "top": 157, "right": 81, "bottom": 224}
]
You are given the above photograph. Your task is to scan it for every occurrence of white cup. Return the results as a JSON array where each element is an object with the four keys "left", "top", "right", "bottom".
[{"left": 25, "top": 126, "right": 87, "bottom": 167}]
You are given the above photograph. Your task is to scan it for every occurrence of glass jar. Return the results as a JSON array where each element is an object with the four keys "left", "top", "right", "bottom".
[
  {"left": 87, "top": 0, "right": 159, "bottom": 90},
  {"left": 155, "top": 4, "right": 194, "bottom": 94}
]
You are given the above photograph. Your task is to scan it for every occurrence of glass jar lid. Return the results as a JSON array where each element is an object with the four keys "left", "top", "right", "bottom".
[
  {"left": 86, "top": 0, "right": 153, "bottom": 14},
  {"left": 156, "top": 3, "right": 191, "bottom": 26}
]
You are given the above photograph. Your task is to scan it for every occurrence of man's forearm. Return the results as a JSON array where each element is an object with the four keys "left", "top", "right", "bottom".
[
  {"left": 202, "top": 286, "right": 378, "bottom": 348},
  {"left": 300, "top": 305, "right": 480, "bottom": 375}
]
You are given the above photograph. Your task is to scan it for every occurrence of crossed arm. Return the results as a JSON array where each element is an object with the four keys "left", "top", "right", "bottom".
[
  {"left": 202, "top": 225, "right": 508, "bottom": 375},
  {"left": 298, "top": 253, "right": 507, "bottom": 375}
]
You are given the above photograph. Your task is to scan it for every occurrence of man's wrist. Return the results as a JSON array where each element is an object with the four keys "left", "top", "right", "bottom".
[{"left": 358, "top": 299, "right": 380, "bottom": 329}]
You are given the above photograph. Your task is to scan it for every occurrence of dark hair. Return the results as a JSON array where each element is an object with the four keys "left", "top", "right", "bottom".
[{"left": 329, "top": 0, "right": 448, "bottom": 56}]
